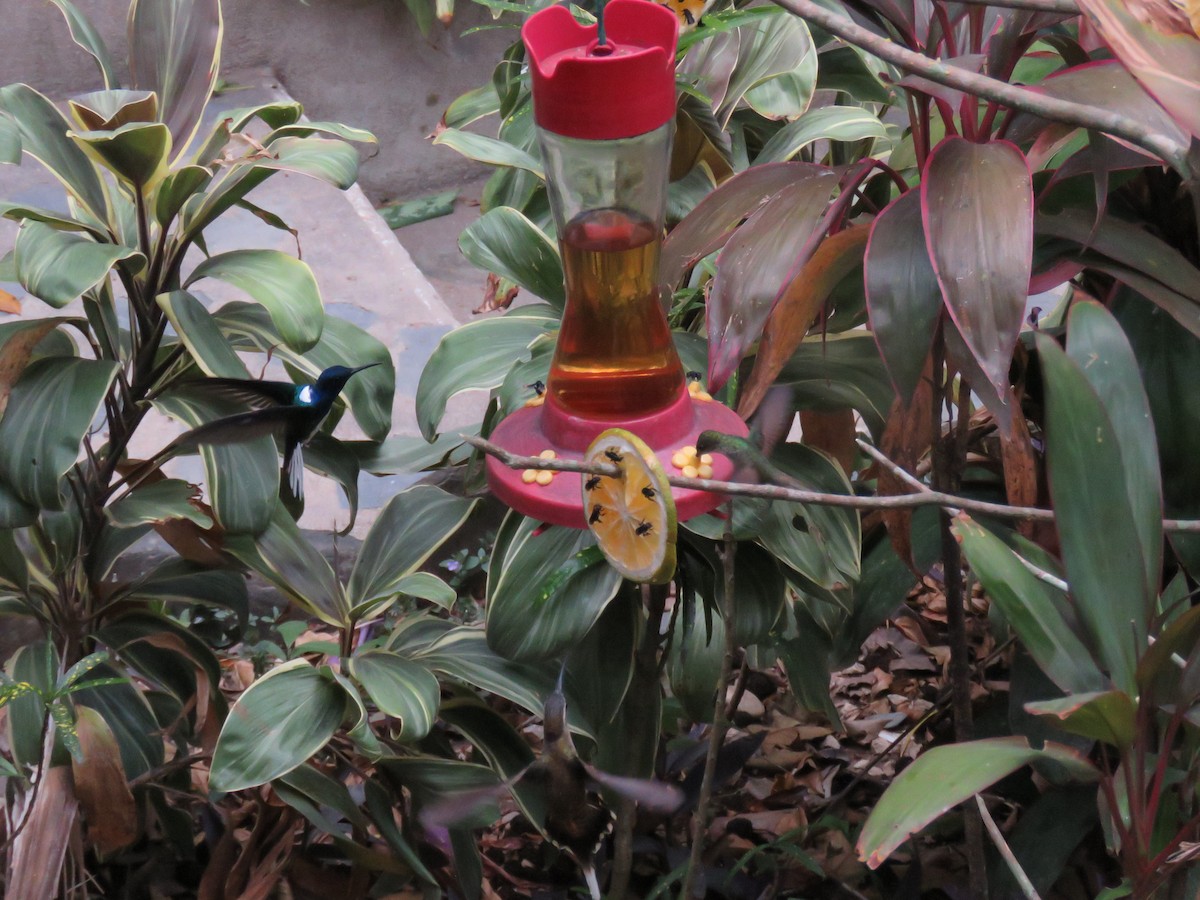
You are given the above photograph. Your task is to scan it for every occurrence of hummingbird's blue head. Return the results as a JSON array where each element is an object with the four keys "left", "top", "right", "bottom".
[{"left": 315, "top": 363, "right": 380, "bottom": 396}]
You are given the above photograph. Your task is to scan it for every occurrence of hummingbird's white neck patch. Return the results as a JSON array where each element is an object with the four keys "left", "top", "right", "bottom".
[{"left": 298, "top": 385, "right": 315, "bottom": 404}]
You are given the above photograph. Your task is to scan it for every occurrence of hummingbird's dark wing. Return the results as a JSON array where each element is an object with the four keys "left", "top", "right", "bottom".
[
  {"left": 169, "top": 406, "right": 307, "bottom": 451},
  {"left": 193, "top": 376, "right": 298, "bottom": 410}
]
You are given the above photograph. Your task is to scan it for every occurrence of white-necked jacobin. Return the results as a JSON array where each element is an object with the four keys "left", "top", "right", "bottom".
[{"left": 174, "top": 363, "right": 379, "bottom": 502}]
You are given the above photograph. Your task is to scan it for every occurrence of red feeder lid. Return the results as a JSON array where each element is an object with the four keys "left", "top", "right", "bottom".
[{"left": 522, "top": 0, "right": 678, "bottom": 140}]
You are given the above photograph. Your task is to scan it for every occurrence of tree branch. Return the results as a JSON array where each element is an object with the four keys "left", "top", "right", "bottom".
[
  {"left": 462, "top": 434, "right": 1200, "bottom": 533},
  {"left": 769, "top": 0, "right": 1192, "bottom": 176}
]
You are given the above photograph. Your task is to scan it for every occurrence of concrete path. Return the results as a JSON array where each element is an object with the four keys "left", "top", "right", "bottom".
[{"left": 0, "top": 72, "right": 487, "bottom": 539}]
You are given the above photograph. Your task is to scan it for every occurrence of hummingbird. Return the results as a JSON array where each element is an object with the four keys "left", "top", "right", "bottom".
[
  {"left": 160, "top": 364, "right": 379, "bottom": 504},
  {"left": 420, "top": 668, "right": 682, "bottom": 899}
]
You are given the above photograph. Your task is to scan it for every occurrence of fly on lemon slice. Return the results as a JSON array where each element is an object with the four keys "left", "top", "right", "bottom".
[{"left": 583, "top": 429, "right": 677, "bottom": 584}]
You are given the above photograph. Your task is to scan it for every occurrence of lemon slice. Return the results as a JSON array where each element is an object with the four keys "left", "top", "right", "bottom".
[{"left": 583, "top": 428, "right": 677, "bottom": 584}]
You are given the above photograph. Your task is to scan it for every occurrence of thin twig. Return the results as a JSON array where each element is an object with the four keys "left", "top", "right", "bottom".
[
  {"left": 858, "top": 438, "right": 1071, "bottom": 591},
  {"left": 976, "top": 795, "right": 1042, "bottom": 900},
  {"left": 769, "top": 0, "right": 1191, "bottom": 175},
  {"left": 680, "top": 502, "right": 738, "bottom": 899},
  {"left": 463, "top": 434, "right": 1200, "bottom": 533}
]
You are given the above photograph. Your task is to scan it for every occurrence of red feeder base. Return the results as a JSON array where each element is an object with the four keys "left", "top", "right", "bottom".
[{"left": 485, "top": 389, "right": 750, "bottom": 528}]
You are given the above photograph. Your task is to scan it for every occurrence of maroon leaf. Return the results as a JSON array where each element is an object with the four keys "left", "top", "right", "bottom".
[
  {"left": 660, "top": 162, "right": 829, "bottom": 290},
  {"left": 1012, "top": 59, "right": 1190, "bottom": 152},
  {"left": 706, "top": 169, "right": 838, "bottom": 390},
  {"left": 865, "top": 189, "right": 940, "bottom": 405},
  {"left": 1078, "top": 0, "right": 1200, "bottom": 141},
  {"left": 921, "top": 137, "right": 1032, "bottom": 406}
]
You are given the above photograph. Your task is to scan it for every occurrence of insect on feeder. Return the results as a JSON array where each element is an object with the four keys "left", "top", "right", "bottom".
[{"left": 485, "top": 0, "right": 749, "bottom": 528}]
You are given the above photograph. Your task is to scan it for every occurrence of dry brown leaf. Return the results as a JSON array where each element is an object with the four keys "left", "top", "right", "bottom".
[
  {"left": 72, "top": 707, "right": 138, "bottom": 856},
  {"left": 8, "top": 758, "right": 78, "bottom": 898},
  {"left": 999, "top": 403, "right": 1039, "bottom": 539},
  {"left": 877, "top": 368, "right": 934, "bottom": 571},
  {"left": 738, "top": 225, "right": 869, "bottom": 418},
  {"left": 475, "top": 272, "right": 520, "bottom": 314},
  {"left": 0, "top": 319, "right": 62, "bottom": 421},
  {"left": 799, "top": 408, "right": 857, "bottom": 476},
  {"left": 0, "top": 288, "right": 20, "bottom": 314}
]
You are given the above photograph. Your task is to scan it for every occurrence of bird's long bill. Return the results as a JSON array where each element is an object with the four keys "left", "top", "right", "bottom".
[{"left": 349, "top": 363, "right": 381, "bottom": 376}]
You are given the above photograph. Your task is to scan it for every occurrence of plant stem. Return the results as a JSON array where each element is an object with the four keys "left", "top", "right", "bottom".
[
  {"left": 976, "top": 795, "right": 1041, "bottom": 900},
  {"left": 608, "top": 583, "right": 668, "bottom": 900},
  {"left": 931, "top": 331, "right": 988, "bottom": 897},
  {"left": 680, "top": 504, "right": 737, "bottom": 899},
  {"left": 769, "top": 0, "right": 1191, "bottom": 174},
  {"left": 463, "top": 434, "right": 1200, "bottom": 533}
]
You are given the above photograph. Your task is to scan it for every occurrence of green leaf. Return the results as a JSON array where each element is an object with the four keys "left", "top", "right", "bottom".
[
  {"left": 69, "top": 122, "right": 171, "bottom": 190},
  {"left": 67, "top": 90, "right": 158, "bottom": 131},
  {"left": 757, "top": 105, "right": 888, "bottom": 165},
  {"left": 153, "top": 387, "right": 278, "bottom": 534},
  {"left": 72, "top": 665, "right": 164, "bottom": 779},
  {"left": 433, "top": 128, "right": 544, "bottom": 178},
  {"left": 952, "top": 515, "right": 1106, "bottom": 694},
  {"left": 0, "top": 317, "right": 80, "bottom": 421},
  {"left": 0, "top": 201, "right": 105, "bottom": 238},
  {"left": 186, "top": 249, "right": 323, "bottom": 352},
  {"left": 57, "top": 652, "right": 110, "bottom": 693},
  {"left": 350, "top": 651, "right": 440, "bottom": 741},
  {"left": 414, "top": 312, "right": 555, "bottom": 441},
  {"left": 154, "top": 165, "right": 211, "bottom": 227},
  {"left": 857, "top": 737, "right": 1099, "bottom": 868},
  {"left": 485, "top": 514, "right": 622, "bottom": 661},
  {"left": 15, "top": 222, "right": 142, "bottom": 308},
  {"left": 379, "top": 190, "right": 457, "bottom": 229},
  {"left": 443, "top": 85, "right": 501, "bottom": 129},
  {"left": 669, "top": 592, "right": 725, "bottom": 722},
  {"left": 1025, "top": 690, "right": 1137, "bottom": 749},
  {"left": 49, "top": 1, "right": 117, "bottom": 89},
  {"left": 0, "top": 357, "right": 119, "bottom": 510},
  {"left": 414, "top": 626, "right": 553, "bottom": 715},
  {"left": 0, "top": 84, "right": 107, "bottom": 217},
  {"left": 224, "top": 505, "right": 349, "bottom": 627},
  {"left": 5, "top": 642, "right": 57, "bottom": 771},
  {"left": 125, "top": 559, "right": 247, "bottom": 625},
  {"left": 95, "top": 611, "right": 220, "bottom": 707},
  {"left": 1036, "top": 333, "right": 1149, "bottom": 694},
  {"left": 391, "top": 572, "right": 456, "bottom": 611},
  {"left": 157, "top": 290, "right": 252, "bottom": 378},
  {"left": 105, "top": 479, "right": 213, "bottom": 529},
  {"left": 210, "top": 659, "right": 347, "bottom": 792},
  {"left": 458, "top": 207, "right": 564, "bottom": 307},
  {"left": 1064, "top": 301, "right": 1163, "bottom": 619},
  {"left": 716, "top": 13, "right": 814, "bottom": 126},
  {"left": 128, "top": 0, "right": 223, "bottom": 159},
  {"left": 348, "top": 485, "right": 477, "bottom": 618},
  {"left": 0, "top": 112, "right": 21, "bottom": 165}
]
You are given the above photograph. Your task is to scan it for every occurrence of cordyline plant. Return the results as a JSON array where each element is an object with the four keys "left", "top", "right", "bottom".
[{"left": 413, "top": 0, "right": 1200, "bottom": 895}]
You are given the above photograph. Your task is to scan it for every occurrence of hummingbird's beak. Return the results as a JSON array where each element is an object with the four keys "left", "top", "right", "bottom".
[{"left": 349, "top": 363, "right": 381, "bottom": 376}]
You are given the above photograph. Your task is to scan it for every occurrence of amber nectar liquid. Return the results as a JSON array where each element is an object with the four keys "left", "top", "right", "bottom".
[{"left": 548, "top": 208, "right": 685, "bottom": 417}]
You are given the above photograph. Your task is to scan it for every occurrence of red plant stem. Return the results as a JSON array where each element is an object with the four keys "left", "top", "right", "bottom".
[
  {"left": 905, "top": 90, "right": 928, "bottom": 171},
  {"left": 1098, "top": 745, "right": 1138, "bottom": 876},
  {"left": 934, "top": 3, "right": 959, "bottom": 58},
  {"left": 1144, "top": 806, "right": 1200, "bottom": 876},
  {"left": 934, "top": 97, "right": 961, "bottom": 137},
  {"left": 1144, "top": 708, "right": 1184, "bottom": 846},
  {"left": 980, "top": 100, "right": 1002, "bottom": 138}
]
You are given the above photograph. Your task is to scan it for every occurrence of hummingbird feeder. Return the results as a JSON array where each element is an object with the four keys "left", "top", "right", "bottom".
[{"left": 485, "top": 0, "right": 748, "bottom": 527}]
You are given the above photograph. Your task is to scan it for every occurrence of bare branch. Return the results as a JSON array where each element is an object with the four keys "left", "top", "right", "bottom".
[
  {"left": 463, "top": 434, "right": 1200, "bottom": 533},
  {"left": 768, "top": 0, "right": 1192, "bottom": 176}
]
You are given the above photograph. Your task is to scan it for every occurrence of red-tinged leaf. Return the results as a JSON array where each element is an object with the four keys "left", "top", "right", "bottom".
[
  {"left": 866, "top": 190, "right": 941, "bottom": 405},
  {"left": 858, "top": 737, "right": 1098, "bottom": 868},
  {"left": 660, "top": 162, "right": 830, "bottom": 289},
  {"left": 1036, "top": 332, "right": 1150, "bottom": 695},
  {"left": 707, "top": 171, "right": 839, "bottom": 391},
  {"left": 739, "top": 225, "right": 868, "bottom": 417},
  {"left": 922, "top": 138, "right": 1033, "bottom": 410},
  {"left": 1078, "top": 0, "right": 1200, "bottom": 141},
  {"left": 72, "top": 707, "right": 138, "bottom": 856},
  {"left": 945, "top": 315, "right": 1015, "bottom": 431},
  {"left": 1065, "top": 301, "right": 1163, "bottom": 618},
  {"left": 1016, "top": 60, "right": 1190, "bottom": 152},
  {"left": 0, "top": 318, "right": 70, "bottom": 420}
]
